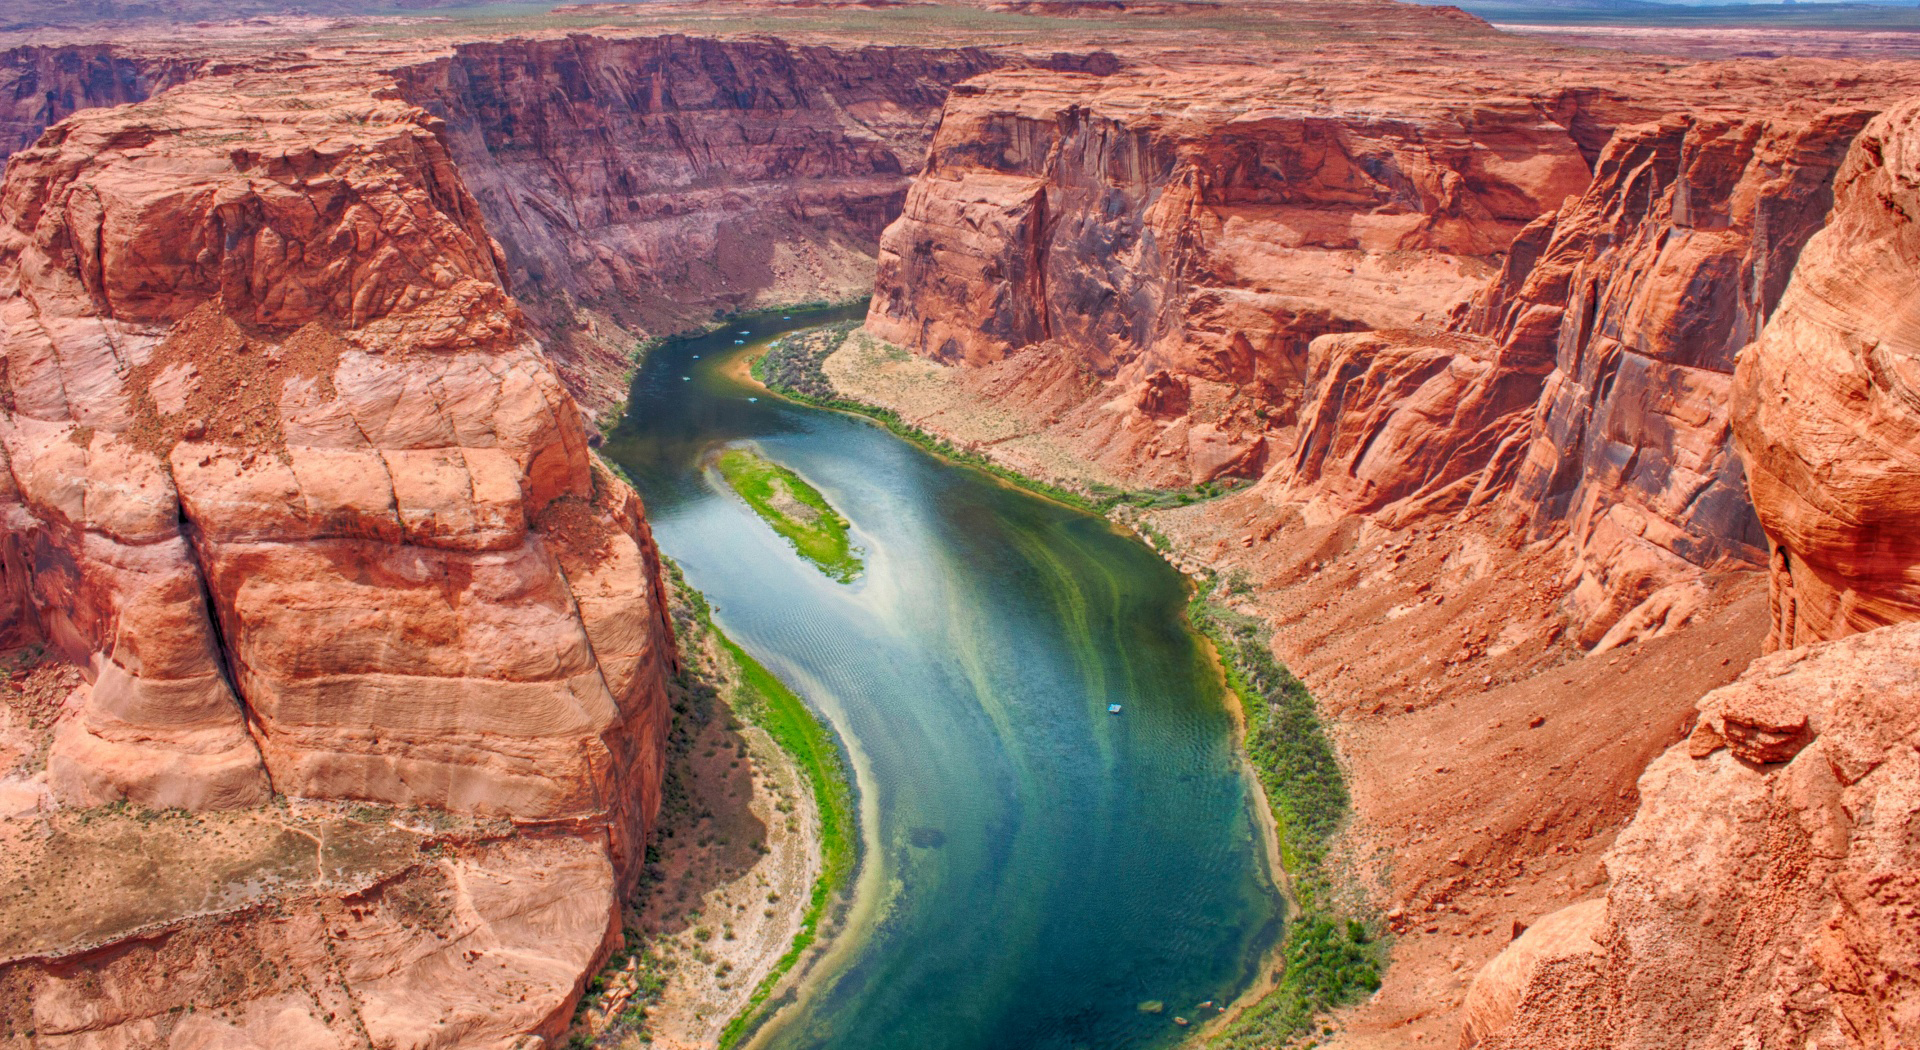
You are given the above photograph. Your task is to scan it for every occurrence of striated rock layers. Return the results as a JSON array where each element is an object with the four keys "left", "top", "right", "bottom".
[
  {"left": 1465, "top": 100, "right": 1920, "bottom": 1050},
  {"left": 1733, "top": 98, "right": 1920, "bottom": 649},
  {"left": 386, "top": 35, "right": 1002, "bottom": 404},
  {"left": 0, "top": 69, "right": 674, "bottom": 1044},
  {"left": 867, "top": 64, "right": 1600, "bottom": 487},
  {"left": 866, "top": 62, "right": 1920, "bottom": 643},
  {"left": 1285, "top": 105, "right": 1874, "bottom": 645}
]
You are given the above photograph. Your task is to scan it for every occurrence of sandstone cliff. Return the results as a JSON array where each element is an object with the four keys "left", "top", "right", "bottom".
[
  {"left": 0, "top": 45, "right": 200, "bottom": 160},
  {"left": 865, "top": 61, "right": 1920, "bottom": 643},
  {"left": 866, "top": 64, "right": 1603, "bottom": 487},
  {"left": 0, "top": 68, "right": 674, "bottom": 1045},
  {"left": 1463, "top": 92, "right": 1920, "bottom": 1050},
  {"left": 1465, "top": 621, "right": 1920, "bottom": 1050},
  {"left": 1281, "top": 106, "right": 1874, "bottom": 645},
  {"left": 386, "top": 35, "right": 1001, "bottom": 407},
  {"left": 1733, "top": 97, "right": 1920, "bottom": 649}
]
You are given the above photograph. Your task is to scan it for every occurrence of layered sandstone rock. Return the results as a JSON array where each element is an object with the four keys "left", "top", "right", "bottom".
[
  {"left": 0, "top": 60, "right": 678, "bottom": 1048},
  {"left": 386, "top": 35, "right": 1000, "bottom": 405},
  {"left": 1470, "top": 621, "right": 1920, "bottom": 1050},
  {"left": 1280, "top": 106, "right": 1875, "bottom": 644},
  {"left": 868, "top": 57, "right": 1920, "bottom": 641},
  {"left": 867, "top": 64, "right": 1601, "bottom": 485},
  {"left": 1733, "top": 98, "right": 1920, "bottom": 649},
  {"left": 0, "top": 827, "right": 619, "bottom": 1049},
  {"left": 1, "top": 66, "right": 674, "bottom": 862}
]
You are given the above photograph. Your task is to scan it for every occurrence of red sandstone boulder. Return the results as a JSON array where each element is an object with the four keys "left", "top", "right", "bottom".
[{"left": 1472, "top": 621, "right": 1920, "bottom": 1050}]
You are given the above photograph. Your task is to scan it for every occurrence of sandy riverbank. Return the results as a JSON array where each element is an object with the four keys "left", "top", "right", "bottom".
[{"left": 571, "top": 587, "right": 825, "bottom": 1050}]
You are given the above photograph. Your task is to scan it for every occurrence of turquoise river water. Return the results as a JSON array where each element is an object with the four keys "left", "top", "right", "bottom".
[{"left": 603, "top": 305, "right": 1283, "bottom": 1050}]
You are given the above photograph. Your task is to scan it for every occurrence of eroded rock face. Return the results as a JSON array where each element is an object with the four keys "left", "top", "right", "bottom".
[
  {"left": 0, "top": 45, "right": 201, "bottom": 161},
  {"left": 1733, "top": 98, "right": 1920, "bottom": 649},
  {"left": 866, "top": 65, "right": 1600, "bottom": 486},
  {"left": 0, "top": 70, "right": 673, "bottom": 865},
  {"left": 869, "top": 61, "right": 1908, "bottom": 643},
  {"left": 1485, "top": 108, "right": 1870, "bottom": 645},
  {"left": 0, "top": 833, "right": 618, "bottom": 1049},
  {"left": 387, "top": 36, "right": 1001, "bottom": 404},
  {"left": 1471, "top": 622, "right": 1920, "bottom": 1050}
]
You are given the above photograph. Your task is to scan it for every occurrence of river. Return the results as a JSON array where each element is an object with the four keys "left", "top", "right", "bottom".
[{"left": 602, "top": 304, "right": 1283, "bottom": 1050}]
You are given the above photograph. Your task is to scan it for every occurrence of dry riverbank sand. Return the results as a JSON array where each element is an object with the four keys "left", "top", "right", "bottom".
[{"left": 574, "top": 601, "right": 824, "bottom": 1050}]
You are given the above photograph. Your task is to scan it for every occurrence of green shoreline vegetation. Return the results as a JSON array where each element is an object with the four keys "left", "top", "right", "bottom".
[
  {"left": 677, "top": 570, "right": 861, "bottom": 1050},
  {"left": 569, "top": 561, "right": 859, "bottom": 1049},
  {"left": 715, "top": 445, "right": 865, "bottom": 583},
  {"left": 753, "top": 321, "right": 1380, "bottom": 1047},
  {"left": 750, "top": 320, "right": 1250, "bottom": 516},
  {"left": 1190, "top": 584, "right": 1381, "bottom": 1048}
]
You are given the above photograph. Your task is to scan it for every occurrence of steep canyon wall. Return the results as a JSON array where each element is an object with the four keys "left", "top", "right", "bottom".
[
  {"left": 1468, "top": 94, "right": 1920, "bottom": 1050},
  {"left": 865, "top": 61, "right": 1920, "bottom": 644},
  {"left": 0, "top": 68, "right": 677, "bottom": 1045},
  {"left": 385, "top": 36, "right": 1004, "bottom": 407}
]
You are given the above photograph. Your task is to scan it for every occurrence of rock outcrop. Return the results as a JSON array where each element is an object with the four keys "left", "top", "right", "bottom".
[
  {"left": 1465, "top": 99, "right": 1920, "bottom": 1050},
  {"left": 1279, "top": 106, "right": 1873, "bottom": 644},
  {"left": 1468, "top": 621, "right": 1920, "bottom": 1050},
  {"left": 1733, "top": 98, "right": 1920, "bottom": 649},
  {"left": 0, "top": 67, "right": 674, "bottom": 1044}
]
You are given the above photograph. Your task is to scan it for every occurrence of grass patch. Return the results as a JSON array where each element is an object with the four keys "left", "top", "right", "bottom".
[
  {"left": 1190, "top": 585, "right": 1381, "bottom": 1048},
  {"left": 668, "top": 565, "right": 860, "bottom": 1050},
  {"left": 714, "top": 446, "right": 864, "bottom": 583},
  {"left": 751, "top": 323, "right": 1248, "bottom": 515}
]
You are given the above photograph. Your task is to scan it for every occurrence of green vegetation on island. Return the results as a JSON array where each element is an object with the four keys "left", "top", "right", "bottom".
[{"left": 714, "top": 445, "right": 865, "bottom": 583}]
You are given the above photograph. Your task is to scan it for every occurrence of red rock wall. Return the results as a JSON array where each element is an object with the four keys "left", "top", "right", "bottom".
[
  {"left": 1483, "top": 108, "right": 1872, "bottom": 644},
  {"left": 0, "top": 45, "right": 201, "bottom": 162},
  {"left": 0, "top": 69, "right": 674, "bottom": 875},
  {"left": 866, "top": 67, "right": 1600, "bottom": 486},
  {"left": 1733, "top": 98, "right": 1920, "bottom": 649},
  {"left": 385, "top": 36, "right": 1000, "bottom": 400},
  {"left": 1273, "top": 106, "right": 1872, "bottom": 645},
  {"left": 870, "top": 68, "right": 1895, "bottom": 643},
  {"left": 1465, "top": 99, "right": 1920, "bottom": 1050}
]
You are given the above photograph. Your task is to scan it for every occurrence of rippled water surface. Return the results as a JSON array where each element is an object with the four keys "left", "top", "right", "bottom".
[{"left": 603, "top": 306, "right": 1282, "bottom": 1050}]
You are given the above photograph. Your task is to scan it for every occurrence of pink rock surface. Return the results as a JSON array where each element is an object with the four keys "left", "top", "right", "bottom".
[{"left": 1473, "top": 622, "right": 1920, "bottom": 1050}]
